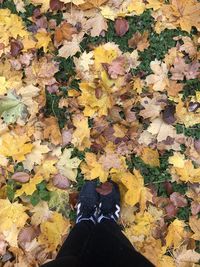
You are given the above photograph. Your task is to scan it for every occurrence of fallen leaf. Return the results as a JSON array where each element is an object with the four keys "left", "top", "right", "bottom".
[
  {"left": 146, "top": 59, "right": 169, "bottom": 91},
  {"left": 114, "top": 18, "right": 129, "bottom": 37},
  {"left": 56, "top": 148, "right": 82, "bottom": 182},
  {"left": 189, "top": 216, "right": 200, "bottom": 241},
  {"left": 128, "top": 31, "right": 150, "bottom": 52}
]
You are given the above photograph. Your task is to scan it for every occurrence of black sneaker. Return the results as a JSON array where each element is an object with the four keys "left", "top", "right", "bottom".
[
  {"left": 96, "top": 181, "right": 121, "bottom": 223},
  {"left": 76, "top": 180, "right": 99, "bottom": 224}
]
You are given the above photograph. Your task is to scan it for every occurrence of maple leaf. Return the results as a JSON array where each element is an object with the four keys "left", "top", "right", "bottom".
[
  {"left": 58, "top": 32, "right": 84, "bottom": 59},
  {"left": 128, "top": 0, "right": 146, "bottom": 15},
  {"left": 71, "top": 114, "right": 91, "bottom": 150},
  {"left": 43, "top": 116, "right": 62, "bottom": 145},
  {"left": 141, "top": 147, "right": 160, "bottom": 167},
  {"left": 174, "top": 245, "right": 200, "bottom": 265},
  {"left": 17, "top": 84, "right": 41, "bottom": 120},
  {"left": 0, "top": 92, "right": 27, "bottom": 124},
  {"left": 128, "top": 31, "right": 150, "bottom": 52},
  {"left": 175, "top": 97, "right": 200, "bottom": 127},
  {"left": 31, "top": 201, "right": 53, "bottom": 225},
  {"left": 113, "top": 169, "right": 152, "bottom": 212},
  {"left": 162, "top": 0, "right": 200, "bottom": 33},
  {"left": 0, "top": 132, "right": 33, "bottom": 162},
  {"left": 35, "top": 29, "right": 52, "bottom": 53},
  {"left": 80, "top": 152, "right": 109, "bottom": 183},
  {"left": 35, "top": 157, "right": 58, "bottom": 180},
  {"left": 147, "top": 117, "right": 177, "bottom": 142},
  {"left": 0, "top": 9, "right": 28, "bottom": 48},
  {"left": 15, "top": 174, "right": 43, "bottom": 197},
  {"left": 0, "top": 199, "right": 28, "bottom": 231},
  {"left": 23, "top": 141, "right": 49, "bottom": 171},
  {"left": 165, "top": 219, "right": 186, "bottom": 249},
  {"left": 189, "top": 216, "right": 200, "bottom": 241},
  {"left": 94, "top": 43, "right": 120, "bottom": 71},
  {"left": 146, "top": 59, "right": 169, "bottom": 91},
  {"left": 84, "top": 13, "right": 108, "bottom": 37},
  {"left": 146, "top": 0, "right": 162, "bottom": 11},
  {"left": 139, "top": 95, "right": 165, "bottom": 120},
  {"left": 38, "top": 212, "right": 70, "bottom": 252},
  {"left": 56, "top": 148, "right": 82, "bottom": 182}
]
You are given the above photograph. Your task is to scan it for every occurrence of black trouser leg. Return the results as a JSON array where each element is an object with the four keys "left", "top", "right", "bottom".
[
  {"left": 81, "top": 219, "right": 154, "bottom": 267},
  {"left": 41, "top": 220, "right": 95, "bottom": 267},
  {"left": 56, "top": 220, "right": 95, "bottom": 258}
]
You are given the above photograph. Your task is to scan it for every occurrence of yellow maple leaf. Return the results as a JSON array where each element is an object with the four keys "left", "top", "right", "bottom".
[
  {"left": 94, "top": 43, "right": 119, "bottom": 70},
  {"left": 71, "top": 114, "right": 91, "bottom": 150},
  {"left": 36, "top": 157, "right": 58, "bottom": 180},
  {"left": 35, "top": 30, "right": 52, "bottom": 53},
  {"left": 141, "top": 147, "right": 160, "bottom": 167},
  {"left": 0, "top": 77, "right": 7, "bottom": 95},
  {"left": 189, "top": 216, "right": 200, "bottom": 241},
  {"left": 171, "top": 160, "right": 200, "bottom": 183},
  {"left": 77, "top": 82, "right": 112, "bottom": 117},
  {"left": 168, "top": 152, "right": 185, "bottom": 168},
  {"left": 0, "top": 132, "right": 33, "bottom": 162},
  {"left": 146, "top": 59, "right": 169, "bottom": 91},
  {"left": 15, "top": 174, "right": 43, "bottom": 197},
  {"left": 22, "top": 141, "right": 49, "bottom": 171},
  {"left": 128, "top": 0, "right": 146, "bottom": 15},
  {"left": 38, "top": 212, "right": 70, "bottom": 251},
  {"left": 56, "top": 148, "right": 82, "bottom": 182},
  {"left": 162, "top": 0, "right": 200, "bottom": 33},
  {"left": 128, "top": 211, "right": 155, "bottom": 237},
  {"left": 120, "top": 169, "right": 152, "bottom": 211},
  {"left": 165, "top": 219, "right": 186, "bottom": 249},
  {"left": 176, "top": 97, "right": 200, "bottom": 127},
  {"left": 146, "top": 0, "right": 162, "bottom": 11},
  {"left": 0, "top": 9, "right": 28, "bottom": 48},
  {"left": 31, "top": 201, "right": 53, "bottom": 225},
  {"left": 0, "top": 199, "right": 28, "bottom": 232},
  {"left": 80, "top": 152, "right": 109, "bottom": 183}
]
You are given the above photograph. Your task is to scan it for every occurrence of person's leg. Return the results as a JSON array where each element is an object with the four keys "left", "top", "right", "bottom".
[
  {"left": 81, "top": 181, "right": 154, "bottom": 267},
  {"left": 56, "top": 220, "right": 95, "bottom": 259}
]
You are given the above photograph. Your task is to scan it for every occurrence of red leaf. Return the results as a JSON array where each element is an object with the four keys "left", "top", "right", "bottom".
[
  {"left": 52, "top": 174, "right": 71, "bottom": 189},
  {"left": 170, "top": 192, "right": 187, "bottom": 207},
  {"left": 69, "top": 192, "right": 79, "bottom": 208},
  {"left": 10, "top": 40, "right": 23, "bottom": 57},
  {"left": 191, "top": 201, "right": 200, "bottom": 215},
  {"left": 50, "top": 0, "right": 64, "bottom": 11},
  {"left": 164, "top": 203, "right": 177, "bottom": 218},
  {"left": 114, "top": 18, "right": 129, "bottom": 37},
  {"left": 96, "top": 181, "right": 113, "bottom": 196}
]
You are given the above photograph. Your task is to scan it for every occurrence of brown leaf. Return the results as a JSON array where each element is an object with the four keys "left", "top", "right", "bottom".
[
  {"left": 164, "top": 202, "right": 177, "bottom": 218},
  {"left": 191, "top": 201, "right": 200, "bottom": 216},
  {"left": 43, "top": 116, "right": 62, "bottom": 145},
  {"left": 114, "top": 18, "right": 129, "bottom": 37},
  {"left": 52, "top": 173, "right": 71, "bottom": 189},
  {"left": 166, "top": 80, "right": 183, "bottom": 97},
  {"left": 170, "top": 192, "right": 187, "bottom": 208},
  {"left": 163, "top": 181, "right": 173, "bottom": 195},
  {"left": 55, "top": 22, "right": 77, "bottom": 44},
  {"left": 194, "top": 139, "right": 200, "bottom": 154},
  {"left": 162, "top": 104, "right": 176, "bottom": 124},
  {"left": 69, "top": 192, "right": 78, "bottom": 208},
  {"left": 50, "top": 0, "right": 64, "bottom": 11},
  {"left": 128, "top": 31, "right": 150, "bottom": 51},
  {"left": 96, "top": 181, "right": 113, "bottom": 195},
  {"left": 11, "top": 172, "right": 30, "bottom": 183},
  {"left": 106, "top": 56, "right": 126, "bottom": 79},
  {"left": 10, "top": 40, "right": 23, "bottom": 57},
  {"left": 18, "top": 226, "right": 39, "bottom": 248}
]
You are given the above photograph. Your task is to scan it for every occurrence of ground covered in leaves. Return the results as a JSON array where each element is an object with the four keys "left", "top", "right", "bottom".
[{"left": 0, "top": 0, "right": 200, "bottom": 266}]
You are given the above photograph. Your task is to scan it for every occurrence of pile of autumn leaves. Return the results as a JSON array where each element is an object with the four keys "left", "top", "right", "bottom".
[{"left": 0, "top": 0, "right": 200, "bottom": 266}]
